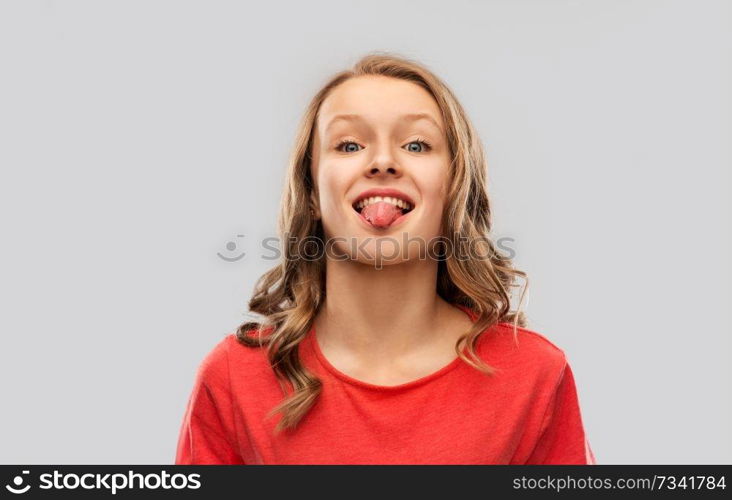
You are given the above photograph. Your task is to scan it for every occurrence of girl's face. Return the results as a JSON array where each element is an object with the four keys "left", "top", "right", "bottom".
[{"left": 310, "top": 75, "right": 451, "bottom": 266}]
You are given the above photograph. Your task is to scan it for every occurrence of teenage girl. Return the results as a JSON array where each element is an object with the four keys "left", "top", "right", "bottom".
[{"left": 175, "top": 52, "right": 596, "bottom": 465}]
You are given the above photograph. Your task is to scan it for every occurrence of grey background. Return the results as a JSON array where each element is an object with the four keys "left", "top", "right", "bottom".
[{"left": 0, "top": 0, "right": 729, "bottom": 464}]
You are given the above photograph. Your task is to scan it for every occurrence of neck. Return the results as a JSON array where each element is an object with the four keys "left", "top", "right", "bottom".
[{"left": 314, "top": 256, "right": 453, "bottom": 359}]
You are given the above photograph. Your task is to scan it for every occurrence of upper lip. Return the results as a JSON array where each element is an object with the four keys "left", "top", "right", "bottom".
[{"left": 352, "top": 188, "right": 416, "bottom": 208}]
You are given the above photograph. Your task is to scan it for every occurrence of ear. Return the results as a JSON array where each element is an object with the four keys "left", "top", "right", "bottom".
[{"left": 309, "top": 191, "right": 321, "bottom": 220}]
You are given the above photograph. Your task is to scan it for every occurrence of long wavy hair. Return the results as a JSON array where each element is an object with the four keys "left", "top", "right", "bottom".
[{"left": 235, "top": 51, "right": 529, "bottom": 434}]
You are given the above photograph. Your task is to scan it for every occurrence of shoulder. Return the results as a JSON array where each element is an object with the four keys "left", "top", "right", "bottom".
[
  {"left": 192, "top": 329, "right": 274, "bottom": 387},
  {"left": 477, "top": 321, "right": 569, "bottom": 383},
  {"left": 192, "top": 334, "right": 235, "bottom": 387},
  {"left": 453, "top": 304, "right": 566, "bottom": 373},
  {"left": 203, "top": 327, "right": 281, "bottom": 379}
]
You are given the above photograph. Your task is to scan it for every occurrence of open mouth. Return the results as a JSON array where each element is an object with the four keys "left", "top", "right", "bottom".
[
  {"left": 352, "top": 196, "right": 414, "bottom": 217},
  {"left": 351, "top": 195, "right": 415, "bottom": 229}
]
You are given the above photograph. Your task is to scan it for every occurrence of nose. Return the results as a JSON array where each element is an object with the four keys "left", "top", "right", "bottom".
[
  {"left": 365, "top": 148, "right": 402, "bottom": 178},
  {"left": 367, "top": 164, "right": 399, "bottom": 177}
]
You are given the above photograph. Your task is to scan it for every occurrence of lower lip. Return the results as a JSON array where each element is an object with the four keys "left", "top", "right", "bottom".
[{"left": 352, "top": 206, "right": 414, "bottom": 230}]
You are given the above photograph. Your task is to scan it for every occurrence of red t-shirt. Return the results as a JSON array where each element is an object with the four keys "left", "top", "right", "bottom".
[{"left": 175, "top": 305, "right": 597, "bottom": 464}]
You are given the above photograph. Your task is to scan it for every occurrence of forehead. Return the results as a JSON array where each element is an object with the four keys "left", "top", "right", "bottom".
[{"left": 317, "top": 75, "right": 445, "bottom": 135}]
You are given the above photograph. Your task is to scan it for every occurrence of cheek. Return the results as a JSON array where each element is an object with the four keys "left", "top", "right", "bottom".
[
  {"left": 317, "top": 165, "right": 351, "bottom": 216},
  {"left": 418, "top": 164, "right": 449, "bottom": 222}
]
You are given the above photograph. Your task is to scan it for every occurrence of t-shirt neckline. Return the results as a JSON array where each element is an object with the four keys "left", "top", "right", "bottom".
[{"left": 306, "top": 303, "right": 478, "bottom": 392}]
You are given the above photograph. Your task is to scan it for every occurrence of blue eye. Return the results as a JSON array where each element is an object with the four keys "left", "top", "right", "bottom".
[
  {"left": 335, "top": 140, "right": 362, "bottom": 153},
  {"left": 405, "top": 139, "right": 432, "bottom": 153}
]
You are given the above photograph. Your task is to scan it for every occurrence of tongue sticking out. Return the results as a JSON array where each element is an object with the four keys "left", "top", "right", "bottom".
[{"left": 361, "top": 201, "right": 403, "bottom": 229}]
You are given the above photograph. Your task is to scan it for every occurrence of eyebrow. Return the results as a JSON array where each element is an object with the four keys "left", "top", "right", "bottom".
[{"left": 324, "top": 112, "right": 445, "bottom": 135}]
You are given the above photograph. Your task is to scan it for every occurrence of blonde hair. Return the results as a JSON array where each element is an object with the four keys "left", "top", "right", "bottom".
[{"left": 235, "top": 51, "right": 528, "bottom": 434}]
